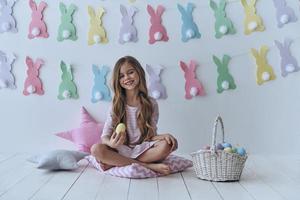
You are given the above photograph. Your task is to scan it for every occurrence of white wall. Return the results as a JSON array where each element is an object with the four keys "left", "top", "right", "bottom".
[{"left": 0, "top": 0, "right": 300, "bottom": 155}]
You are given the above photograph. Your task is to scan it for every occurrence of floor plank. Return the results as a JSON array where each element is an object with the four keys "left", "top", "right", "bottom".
[
  {"left": 247, "top": 156, "right": 300, "bottom": 200},
  {"left": 157, "top": 172, "right": 191, "bottom": 200},
  {"left": 62, "top": 164, "right": 105, "bottom": 200},
  {"left": 181, "top": 168, "right": 222, "bottom": 200},
  {"left": 30, "top": 160, "right": 89, "bottom": 200},
  {"left": 95, "top": 174, "right": 130, "bottom": 200},
  {"left": 127, "top": 177, "right": 158, "bottom": 200}
]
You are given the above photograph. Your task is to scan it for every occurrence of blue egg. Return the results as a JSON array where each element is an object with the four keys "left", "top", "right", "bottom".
[
  {"left": 237, "top": 147, "right": 246, "bottom": 156},
  {"left": 222, "top": 143, "right": 232, "bottom": 148}
]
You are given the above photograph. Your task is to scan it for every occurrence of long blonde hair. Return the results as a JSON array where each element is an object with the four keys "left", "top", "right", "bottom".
[{"left": 111, "top": 56, "right": 155, "bottom": 145}]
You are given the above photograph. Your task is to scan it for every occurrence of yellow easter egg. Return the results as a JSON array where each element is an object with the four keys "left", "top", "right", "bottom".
[
  {"left": 116, "top": 123, "right": 126, "bottom": 134},
  {"left": 224, "top": 147, "right": 233, "bottom": 153}
]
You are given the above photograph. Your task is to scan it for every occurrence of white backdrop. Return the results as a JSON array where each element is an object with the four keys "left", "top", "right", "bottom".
[{"left": 0, "top": 0, "right": 299, "bottom": 155}]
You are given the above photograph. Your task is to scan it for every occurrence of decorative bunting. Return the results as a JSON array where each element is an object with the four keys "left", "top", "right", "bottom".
[
  {"left": 179, "top": 60, "right": 205, "bottom": 99},
  {"left": 212, "top": 55, "right": 236, "bottom": 93},
  {"left": 91, "top": 65, "right": 111, "bottom": 103},
  {"left": 251, "top": 46, "right": 276, "bottom": 85},
  {"left": 23, "top": 56, "right": 44, "bottom": 96}
]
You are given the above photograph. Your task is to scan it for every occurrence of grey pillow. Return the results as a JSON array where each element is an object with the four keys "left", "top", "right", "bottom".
[{"left": 27, "top": 150, "right": 88, "bottom": 170}]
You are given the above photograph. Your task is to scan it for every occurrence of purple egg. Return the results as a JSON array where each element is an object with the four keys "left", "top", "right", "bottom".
[{"left": 216, "top": 143, "right": 224, "bottom": 150}]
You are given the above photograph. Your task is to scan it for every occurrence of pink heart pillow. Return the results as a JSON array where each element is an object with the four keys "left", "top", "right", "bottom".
[
  {"left": 55, "top": 107, "right": 103, "bottom": 153},
  {"left": 86, "top": 154, "right": 193, "bottom": 178}
]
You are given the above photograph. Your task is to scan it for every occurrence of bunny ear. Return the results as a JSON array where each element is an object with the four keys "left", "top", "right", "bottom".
[
  {"left": 250, "top": 0, "right": 257, "bottom": 7},
  {"left": 251, "top": 48, "right": 259, "bottom": 58},
  {"left": 152, "top": 65, "right": 163, "bottom": 76},
  {"left": 67, "top": 4, "right": 77, "bottom": 16},
  {"left": 60, "top": 61, "right": 67, "bottom": 72},
  {"left": 29, "top": 0, "right": 37, "bottom": 11},
  {"left": 120, "top": 4, "right": 127, "bottom": 16},
  {"left": 101, "top": 66, "right": 110, "bottom": 75},
  {"left": 180, "top": 61, "right": 188, "bottom": 72},
  {"left": 209, "top": 0, "right": 218, "bottom": 11},
  {"left": 156, "top": 5, "right": 165, "bottom": 17},
  {"left": 187, "top": 3, "right": 195, "bottom": 13},
  {"left": 147, "top": 4, "right": 155, "bottom": 17},
  {"left": 219, "top": 0, "right": 226, "bottom": 10},
  {"left": 59, "top": 2, "right": 66, "bottom": 14},
  {"left": 128, "top": 6, "right": 138, "bottom": 18},
  {"left": 274, "top": 40, "right": 283, "bottom": 50},
  {"left": 97, "top": 7, "right": 105, "bottom": 18},
  {"left": 146, "top": 64, "right": 155, "bottom": 76},
  {"left": 189, "top": 60, "right": 197, "bottom": 72},
  {"left": 222, "top": 55, "right": 231, "bottom": 66},
  {"left": 177, "top": 4, "right": 185, "bottom": 15},
  {"left": 92, "top": 64, "right": 99, "bottom": 75},
  {"left": 88, "top": 6, "right": 95, "bottom": 18},
  {"left": 34, "top": 59, "right": 44, "bottom": 69},
  {"left": 241, "top": 0, "right": 248, "bottom": 8},
  {"left": 26, "top": 56, "right": 34, "bottom": 68},
  {"left": 212, "top": 55, "right": 222, "bottom": 67},
  {"left": 38, "top": 1, "right": 47, "bottom": 13},
  {"left": 260, "top": 46, "right": 268, "bottom": 57},
  {"left": 284, "top": 38, "right": 292, "bottom": 48}
]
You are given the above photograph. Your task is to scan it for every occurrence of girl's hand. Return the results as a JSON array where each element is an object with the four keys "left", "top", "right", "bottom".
[
  {"left": 160, "top": 134, "right": 178, "bottom": 151},
  {"left": 108, "top": 131, "right": 126, "bottom": 148}
]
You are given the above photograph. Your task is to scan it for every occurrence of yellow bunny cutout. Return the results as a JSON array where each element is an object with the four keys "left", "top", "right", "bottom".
[
  {"left": 251, "top": 46, "right": 276, "bottom": 85},
  {"left": 241, "top": 0, "right": 265, "bottom": 35},
  {"left": 88, "top": 6, "right": 108, "bottom": 45}
]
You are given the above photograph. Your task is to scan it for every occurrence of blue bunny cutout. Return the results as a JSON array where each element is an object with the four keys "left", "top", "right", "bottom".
[
  {"left": 91, "top": 65, "right": 111, "bottom": 103},
  {"left": 177, "top": 3, "right": 201, "bottom": 42}
]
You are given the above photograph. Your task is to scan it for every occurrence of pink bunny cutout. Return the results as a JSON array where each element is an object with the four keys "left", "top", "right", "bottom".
[
  {"left": 23, "top": 56, "right": 44, "bottom": 96},
  {"left": 180, "top": 60, "right": 205, "bottom": 100},
  {"left": 147, "top": 5, "right": 169, "bottom": 44},
  {"left": 28, "top": 0, "right": 48, "bottom": 39}
]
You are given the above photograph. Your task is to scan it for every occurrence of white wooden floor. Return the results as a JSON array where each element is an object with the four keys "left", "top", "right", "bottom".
[{"left": 0, "top": 153, "right": 299, "bottom": 200}]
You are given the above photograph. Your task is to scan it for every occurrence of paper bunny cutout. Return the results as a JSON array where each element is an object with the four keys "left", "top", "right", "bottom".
[
  {"left": 146, "top": 64, "right": 167, "bottom": 100},
  {"left": 58, "top": 61, "right": 78, "bottom": 100},
  {"left": 57, "top": 2, "right": 77, "bottom": 42},
  {"left": 91, "top": 65, "right": 111, "bottom": 103},
  {"left": 28, "top": 0, "right": 48, "bottom": 39},
  {"left": 210, "top": 0, "right": 236, "bottom": 39},
  {"left": 179, "top": 60, "right": 205, "bottom": 100},
  {"left": 23, "top": 56, "right": 44, "bottom": 96},
  {"left": 88, "top": 6, "right": 108, "bottom": 45},
  {"left": 119, "top": 4, "right": 138, "bottom": 44},
  {"left": 212, "top": 55, "right": 236, "bottom": 93},
  {"left": 147, "top": 5, "right": 169, "bottom": 44},
  {"left": 0, "top": 50, "right": 16, "bottom": 89},
  {"left": 274, "top": 38, "right": 299, "bottom": 77},
  {"left": 241, "top": 0, "right": 265, "bottom": 35},
  {"left": 177, "top": 3, "right": 201, "bottom": 42},
  {"left": 0, "top": 0, "right": 18, "bottom": 34},
  {"left": 272, "top": 0, "right": 297, "bottom": 28},
  {"left": 251, "top": 46, "right": 276, "bottom": 85}
]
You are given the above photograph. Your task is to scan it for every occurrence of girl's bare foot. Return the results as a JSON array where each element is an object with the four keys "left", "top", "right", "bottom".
[
  {"left": 99, "top": 161, "right": 114, "bottom": 171},
  {"left": 145, "top": 163, "right": 171, "bottom": 175}
]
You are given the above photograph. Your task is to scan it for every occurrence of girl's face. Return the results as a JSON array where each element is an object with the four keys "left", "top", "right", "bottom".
[{"left": 119, "top": 62, "right": 140, "bottom": 91}]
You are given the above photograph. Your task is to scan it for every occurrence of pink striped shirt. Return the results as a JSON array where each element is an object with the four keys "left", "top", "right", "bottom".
[{"left": 102, "top": 98, "right": 159, "bottom": 146}]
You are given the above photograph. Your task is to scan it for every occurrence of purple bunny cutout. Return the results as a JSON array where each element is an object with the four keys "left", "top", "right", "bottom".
[
  {"left": 146, "top": 64, "right": 167, "bottom": 100},
  {"left": 0, "top": 0, "right": 18, "bottom": 33},
  {"left": 0, "top": 51, "right": 16, "bottom": 89},
  {"left": 273, "top": 0, "right": 297, "bottom": 28},
  {"left": 274, "top": 38, "right": 299, "bottom": 77},
  {"left": 119, "top": 4, "right": 138, "bottom": 44}
]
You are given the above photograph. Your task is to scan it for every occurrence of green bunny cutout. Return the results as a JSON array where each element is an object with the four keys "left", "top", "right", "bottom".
[
  {"left": 213, "top": 55, "right": 236, "bottom": 93},
  {"left": 58, "top": 61, "right": 78, "bottom": 100},
  {"left": 57, "top": 2, "right": 77, "bottom": 41},
  {"left": 210, "top": 0, "right": 236, "bottom": 39}
]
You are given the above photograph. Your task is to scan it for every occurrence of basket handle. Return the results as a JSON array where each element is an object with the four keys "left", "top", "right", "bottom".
[{"left": 211, "top": 115, "right": 225, "bottom": 153}]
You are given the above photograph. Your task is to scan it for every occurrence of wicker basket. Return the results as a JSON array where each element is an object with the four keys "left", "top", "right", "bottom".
[{"left": 190, "top": 115, "right": 247, "bottom": 181}]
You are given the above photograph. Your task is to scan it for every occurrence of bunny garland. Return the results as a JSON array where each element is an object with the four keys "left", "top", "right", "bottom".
[
  {"left": 28, "top": 0, "right": 48, "bottom": 39},
  {"left": 146, "top": 64, "right": 167, "bottom": 100},
  {"left": 88, "top": 6, "right": 108, "bottom": 45},
  {"left": 58, "top": 61, "right": 78, "bottom": 100},
  {"left": 241, "top": 0, "right": 265, "bottom": 35},
  {"left": 272, "top": 0, "right": 297, "bottom": 28},
  {"left": 23, "top": 56, "right": 44, "bottom": 96},
  {"left": 177, "top": 3, "right": 201, "bottom": 42},
  {"left": 147, "top": 5, "right": 169, "bottom": 44},
  {"left": 0, "top": 0, "right": 18, "bottom": 34},
  {"left": 119, "top": 4, "right": 138, "bottom": 44},
  {"left": 251, "top": 46, "right": 276, "bottom": 85},
  {"left": 212, "top": 55, "right": 236, "bottom": 93},
  {"left": 274, "top": 38, "right": 299, "bottom": 77},
  {"left": 0, "top": 50, "right": 16, "bottom": 89},
  {"left": 209, "top": 0, "right": 236, "bottom": 39},
  {"left": 179, "top": 60, "right": 205, "bottom": 100},
  {"left": 91, "top": 65, "right": 111, "bottom": 103},
  {"left": 57, "top": 2, "right": 77, "bottom": 42}
]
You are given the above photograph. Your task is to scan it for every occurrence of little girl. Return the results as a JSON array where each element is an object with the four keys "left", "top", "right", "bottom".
[{"left": 91, "top": 56, "right": 178, "bottom": 175}]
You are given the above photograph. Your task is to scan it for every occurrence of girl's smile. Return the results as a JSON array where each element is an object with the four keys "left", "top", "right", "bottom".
[{"left": 119, "top": 63, "right": 140, "bottom": 90}]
